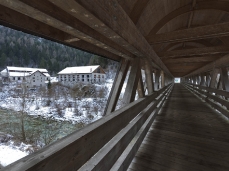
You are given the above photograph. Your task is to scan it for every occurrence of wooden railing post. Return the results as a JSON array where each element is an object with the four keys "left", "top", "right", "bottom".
[{"left": 104, "top": 59, "right": 130, "bottom": 115}]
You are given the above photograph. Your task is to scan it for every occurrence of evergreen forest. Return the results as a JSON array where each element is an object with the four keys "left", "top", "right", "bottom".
[{"left": 0, "top": 25, "right": 117, "bottom": 75}]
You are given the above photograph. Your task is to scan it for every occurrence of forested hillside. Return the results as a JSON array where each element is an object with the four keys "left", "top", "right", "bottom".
[{"left": 0, "top": 26, "right": 117, "bottom": 75}]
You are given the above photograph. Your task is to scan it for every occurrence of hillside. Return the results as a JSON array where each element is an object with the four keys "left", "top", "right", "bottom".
[{"left": 0, "top": 26, "right": 117, "bottom": 76}]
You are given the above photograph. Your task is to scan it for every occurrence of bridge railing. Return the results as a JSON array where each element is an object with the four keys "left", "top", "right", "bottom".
[
  {"left": 3, "top": 84, "right": 173, "bottom": 171},
  {"left": 183, "top": 83, "right": 229, "bottom": 118}
]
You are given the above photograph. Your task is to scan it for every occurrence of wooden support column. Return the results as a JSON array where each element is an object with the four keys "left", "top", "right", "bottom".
[
  {"left": 193, "top": 76, "right": 197, "bottom": 85},
  {"left": 209, "top": 69, "right": 220, "bottom": 88},
  {"left": 206, "top": 73, "right": 211, "bottom": 87},
  {"left": 197, "top": 75, "right": 201, "bottom": 85},
  {"left": 137, "top": 61, "right": 145, "bottom": 98},
  {"left": 105, "top": 59, "right": 130, "bottom": 115},
  {"left": 200, "top": 73, "right": 206, "bottom": 86},
  {"left": 144, "top": 60, "right": 154, "bottom": 94},
  {"left": 220, "top": 67, "right": 229, "bottom": 91},
  {"left": 154, "top": 70, "right": 161, "bottom": 91},
  {"left": 123, "top": 58, "right": 141, "bottom": 105},
  {"left": 161, "top": 71, "right": 165, "bottom": 88},
  {"left": 137, "top": 72, "right": 145, "bottom": 98}
]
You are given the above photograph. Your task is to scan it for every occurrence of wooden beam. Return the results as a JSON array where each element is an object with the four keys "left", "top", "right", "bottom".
[
  {"left": 159, "top": 46, "right": 229, "bottom": 58},
  {"left": 209, "top": 69, "right": 220, "bottom": 88},
  {"left": 129, "top": 0, "right": 150, "bottom": 24},
  {"left": 0, "top": 0, "right": 132, "bottom": 60},
  {"left": 200, "top": 73, "right": 206, "bottom": 86},
  {"left": 144, "top": 60, "right": 154, "bottom": 94},
  {"left": 105, "top": 59, "right": 130, "bottom": 115},
  {"left": 149, "top": 22, "right": 229, "bottom": 44},
  {"left": 0, "top": 4, "right": 121, "bottom": 61},
  {"left": 47, "top": 0, "right": 143, "bottom": 58},
  {"left": 20, "top": 0, "right": 135, "bottom": 59},
  {"left": 154, "top": 70, "right": 161, "bottom": 91},
  {"left": 161, "top": 71, "right": 165, "bottom": 88},
  {"left": 163, "top": 56, "right": 219, "bottom": 64},
  {"left": 185, "top": 53, "right": 229, "bottom": 77},
  {"left": 137, "top": 63, "right": 145, "bottom": 98},
  {"left": 55, "top": 0, "right": 171, "bottom": 76},
  {"left": 147, "top": 1, "right": 229, "bottom": 36},
  {"left": 123, "top": 58, "right": 141, "bottom": 105},
  {"left": 220, "top": 67, "right": 229, "bottom": 91}
]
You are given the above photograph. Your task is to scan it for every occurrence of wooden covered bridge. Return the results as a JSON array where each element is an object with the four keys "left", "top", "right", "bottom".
[{"left": 1, "top": 0, "right": 229, "bottom": 170}]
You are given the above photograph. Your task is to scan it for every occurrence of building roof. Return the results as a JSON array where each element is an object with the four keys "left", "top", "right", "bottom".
[
  {"left": 7, "top": 66, "right": 48, "bottom": 73},
  {"left": 4, "top": 66, "right": 50, "bottom": 77},
  {"left": 58, "top": 65, "right": 104, "bottom": 74},
  {"left": 27, "top": 70, "right": 47, "bottom": 77}
]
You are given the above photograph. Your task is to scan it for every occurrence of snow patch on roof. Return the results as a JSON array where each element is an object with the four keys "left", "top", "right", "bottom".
[
  {"left": 58, "top": 65, "right": 101, "bottom": 74},
  {"left": 7, "top": 66, "right": 48, "bottom": 73}
]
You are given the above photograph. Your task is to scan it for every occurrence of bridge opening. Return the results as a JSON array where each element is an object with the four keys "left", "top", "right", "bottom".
[
  {"left": 0, "top": 25, "right": 120, "bottom": 167},
  {"left": 174, "top": 77, "right": 180, "bottom": 83}
]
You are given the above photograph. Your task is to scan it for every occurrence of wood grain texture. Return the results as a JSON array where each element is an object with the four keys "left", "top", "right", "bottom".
[{"left": 128, "top": 84, "right": 229, "bottom": 171}]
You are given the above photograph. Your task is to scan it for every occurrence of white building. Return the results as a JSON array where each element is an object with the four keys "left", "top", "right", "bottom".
[
  {"left": 58, "top": 65, "right": 106, "bottom": 86},
  {"left": 26, "top": 70, "right": 48, "bottom": 87},
  {"left": 0, "top": 66, "right": 50, "bottom": 87}
]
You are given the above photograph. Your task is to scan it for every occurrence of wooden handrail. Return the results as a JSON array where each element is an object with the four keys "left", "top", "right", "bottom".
[
  {"left": 3, "top": 84, "right": 173, "bottom": 171},
  {"left": 183, "top": 83, "right": 229, "bottom": 118}
]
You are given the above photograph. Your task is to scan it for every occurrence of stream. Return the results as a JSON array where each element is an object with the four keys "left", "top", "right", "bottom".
[{"left": 0, "top": 108, "right": 84, "bottom": 147}]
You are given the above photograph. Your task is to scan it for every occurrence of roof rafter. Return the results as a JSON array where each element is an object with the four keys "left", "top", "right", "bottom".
[
  {"left": 159, "top": 46, "right": 229, "bottom": 58},
  {"left": 149, "top": 22, "right": 229, "bottom": 44},
  {"left": 48, "top": 0, "right": 171, "bottom": 76}
]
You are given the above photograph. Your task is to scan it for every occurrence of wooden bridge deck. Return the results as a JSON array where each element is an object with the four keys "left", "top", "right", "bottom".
[{"left": 128, "top": 84, "right": 229, "bottom": 171}]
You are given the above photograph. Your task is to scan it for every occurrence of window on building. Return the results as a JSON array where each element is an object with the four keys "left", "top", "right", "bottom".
[
  {"left": 73, "top": 79, "right": 75, "bottom": 81},
  {"left": 13, "top": 77, "right": 15, "bottom": 80},
  {"left": 88, "top": 79, "right": 89, "bottom": 82},
  {"left": 82, "top": 75, "right": 84, "bottom": 78},
  {"left": 18, "top": 77, "right": 20, "bottom": 80},
  {"left": 33, "top": 80, "right": 35, "bottom": 82},
  {"left": 82, "top": 79, "right": 84, "bottom": 82},
  {"left": 87, "top": 75, "right": 89, "bottom": 78}
]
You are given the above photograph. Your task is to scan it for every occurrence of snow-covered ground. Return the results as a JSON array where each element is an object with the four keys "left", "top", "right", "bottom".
[
  {"left": 0, "top": 80, "right": 115, "bottom": 167},
  {"left": 0, "top": 141, "right": 30, "bottom": 167}
]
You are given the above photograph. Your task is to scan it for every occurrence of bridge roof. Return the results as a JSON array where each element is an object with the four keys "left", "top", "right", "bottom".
[{"left": 0, "top": 0, "right": 229, "bottom": 77}]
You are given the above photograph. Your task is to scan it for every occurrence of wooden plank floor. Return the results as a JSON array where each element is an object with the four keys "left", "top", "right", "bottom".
[{"left": 128, "top": 84, "right": 229, "bottom": 171}]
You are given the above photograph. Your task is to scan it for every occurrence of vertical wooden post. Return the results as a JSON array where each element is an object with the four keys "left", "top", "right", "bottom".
[
  {"left": 206, "top": 73, "right": 211, "bottom": 87},
  {"left": 137, "top": 61, "right": 145, "bottom": 98},
  {"left": 122, "top": 58, "right": 141, "bottom": 105},
  {"left": 154, "top": 70, "right": 160, "bottom": 91},
  {"left": 220, "top": 67, "right": 229, "bottom": 91},
  {"left": 161, "top": 71, "right": 165, "bottom": 88},
  {"left": 200, "top": 73, "right": 206, "bottom": 86},
  {"left": 104, "top": 59, "right": 130, "bottom": 115},
  {"left": 144, "top": 60, "right": 154, "bottom": 94},
  {"left": 209, "top": 69, "right": 219, "bottom": 88}
]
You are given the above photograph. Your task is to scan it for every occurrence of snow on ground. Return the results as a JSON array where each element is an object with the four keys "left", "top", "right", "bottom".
[
  {"left": 0, "top": 80, "right": 117, "bottom": 167},
  {"left": 0, "top": 141, "right": 30, "bottom": 167}
]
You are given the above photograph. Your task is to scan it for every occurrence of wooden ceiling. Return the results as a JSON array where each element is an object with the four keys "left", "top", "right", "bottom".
[{"left": 1, "top": 0, "right": 229, "bottom": 77}]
